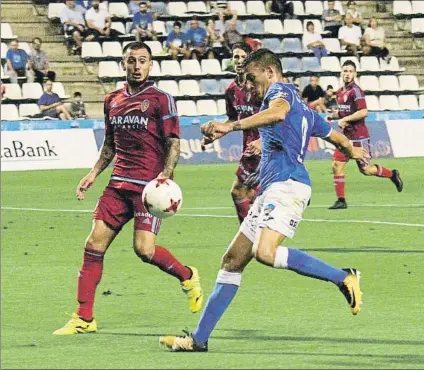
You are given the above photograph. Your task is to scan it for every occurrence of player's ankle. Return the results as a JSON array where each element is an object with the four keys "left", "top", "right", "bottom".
[{"left": 338, "top": 197, "right": 346, "bottom": 202}]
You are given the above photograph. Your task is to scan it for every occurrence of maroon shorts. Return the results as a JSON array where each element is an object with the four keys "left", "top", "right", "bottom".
[
  {"left": 236, "top": 155, "right": 261, "bottom": 187},
  {"left": 93, "top": 186, "right": 161, "bottom": 233},
  {"left": 333, "top": 138, "right": 372, "bottom": 170}
]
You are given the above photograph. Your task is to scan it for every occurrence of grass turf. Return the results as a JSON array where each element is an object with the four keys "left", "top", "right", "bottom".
[{"left": 1, "top": 158, "right": 423, "bottom": 369}]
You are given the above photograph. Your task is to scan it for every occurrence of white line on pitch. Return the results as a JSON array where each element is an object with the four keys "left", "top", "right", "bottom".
[
  {"left": 183, "top": 204, "right": 424, "bottom": 210},
  {"left": 2, "top": 206, "right": 423, "bottom": 227}
]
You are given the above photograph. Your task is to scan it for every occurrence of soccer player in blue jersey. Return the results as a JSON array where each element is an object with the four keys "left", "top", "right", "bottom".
[{"left": 160, "top": 49, "right": 367, "bottom": 352}]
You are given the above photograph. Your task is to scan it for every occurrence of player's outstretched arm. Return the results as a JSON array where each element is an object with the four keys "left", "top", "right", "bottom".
[
  {"left": 325, "top": 130, "right": 368, "bottom": 160},
  {"left": 159, "top": 136, "right": 180, "bottom": 178}
]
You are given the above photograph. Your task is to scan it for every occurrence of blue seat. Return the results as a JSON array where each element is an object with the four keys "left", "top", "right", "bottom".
[
  {"left": 281, "top": 57, "right": 302, "bottom": 72},
  {"left": 151, "top": 1, "right": 167, "bottom": 15},
  {"left": 245, "top": 19, "right": 264, "bottom": 34},
  {"left": 219, "top": 78, "right": 234, "bottom": 93},
  {"left": 165, "top": 21, "right": 175, "bottom": 34},
  {"left": 302, "top": 57, "right": 321, "bottom": 72},
  {"left": 263, "top": 38, "right": 282, "bottom": 53},
  {"left": 282, "top": 38, "right": 303, "bottom": 53},
  {"left": 200, "top": 79, "right": 221, "bottom": 95},
  {"left": 225, "top": 20, "right": 244, "bottom": 33}
]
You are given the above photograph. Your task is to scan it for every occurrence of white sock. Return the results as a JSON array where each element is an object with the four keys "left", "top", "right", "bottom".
[{"left": 273, "top": 246, "right": 289, "bottom": 269}]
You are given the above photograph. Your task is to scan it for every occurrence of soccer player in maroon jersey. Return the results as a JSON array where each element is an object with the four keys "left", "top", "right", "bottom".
[
  {"left": 53, "top": 42, "right": 203, "bottom": 335},
  {"left": 327, "top": 60, "right": 403, "bottom": 209},
  {"left": 218, "top": 43, "right": 262, "bottom": 223}
]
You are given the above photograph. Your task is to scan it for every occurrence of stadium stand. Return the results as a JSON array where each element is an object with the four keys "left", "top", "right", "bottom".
[{"left": 1, "top": 0, "right": 423, "bottom": 118}]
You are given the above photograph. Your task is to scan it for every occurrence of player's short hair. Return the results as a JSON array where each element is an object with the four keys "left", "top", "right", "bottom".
[
  {"left": 232, "top": 42, "right": 252, "bottom": 54},
  {"left": 243, "top": 48, "right": 283, "bottom": 74},
  {"left": 173, "top": 21, "right": 182, "bottom": 28},
  {"left": 139, "top": 1, "right": 147, "bottom": 6},
  {"left": 123, "top": 41, "right": 152, "bottom": 59},
  {"left": 74, "top": 91, "right": 82, "bottom": 97},
  {"left": 342, "top": 60, "right": 357, "bottom": 70}
]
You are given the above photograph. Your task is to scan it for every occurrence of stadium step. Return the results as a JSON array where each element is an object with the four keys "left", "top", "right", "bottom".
[{"left": 0, "top": 3, "right": 36, "bottom": 20}]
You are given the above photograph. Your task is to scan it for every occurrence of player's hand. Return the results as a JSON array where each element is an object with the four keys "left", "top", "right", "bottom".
[
  {"left": 247, "top": 139, "right": 262, "bottom": 155},
  {"left": 76, "top": 173, "right": 96, "bottom": 201},
  {"left": 200, "top": 132, "right": 225, "bottom": 150},
  {"left": 338, "top": 118, "right": 350, "bottom": 129},
  {"left": 351, "top": 146, "right": 369, "bottom": 160},
  {"left": 156, "top": 172, "right": 169, "bottom": 180},
  {"left": 201, "top": 121, "right": 232, "bottom": 138}
]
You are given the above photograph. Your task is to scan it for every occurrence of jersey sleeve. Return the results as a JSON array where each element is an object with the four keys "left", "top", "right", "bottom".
[
  {"left": 311, "top": 111, "right": 332, "bottom": 138},
  {"left": 265, "top": 83, "right": 295, "bottom": 108},
  {"left": 161, "top": 93, "right": 180, "bottom": 138},
  {"left": 353, "top": 86, "right": 367, "bottom": 110},
  {"left": 224, "top": 86, "right": 238, "bottom": 121}
]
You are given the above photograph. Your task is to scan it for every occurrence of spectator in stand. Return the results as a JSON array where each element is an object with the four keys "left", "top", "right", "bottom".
[
  {"left": 268, "top": 1, "right": 294, "bottom": 21},
  {"left": 223, "top": 19, "right": 244, "bottom": 56},
  {"left": 30, "top": 37, "right": 56, "bottom": 85},
  {"left": 128, "top": 0, "right": 141, "bottom": 15},
  {"left": 6, "top": 39, "right": 34, "bottom": 84},
  {"left": 211, "top": 1, "right": 237, "bottom": 23},
  {"left": 322, "top": 0, "right": 343, "bottom": 38},
  {"left": 324, "top": 84, "right": 338, "bottom": 112},
  {"left": 166, "top": 21, "right": 187, "bottom": 59},
  {"left": 186, "top": 16, "right": 209, "bottom": 60},
  {"left": 363, "top": 17, "right": 391, "bottom": 62},
  {"left": 324, "top": 0, "right": 344, "bottom": 15},
  {"left": 346, "top": 1, "right": 363, "bottom": 29},
  {"left": 338, "top": 14, "right": 362, "bottom": 57},
  {"left": 38, "top": 80, "right": 72, "bottom": 120},
  {"left": 207, "top": 18, "right": 224, "bottom": 58},
  {"left": 292, "top": 77, "right": 302, "bottom": 95},
  {"left": 302, "top": 21, "right": 328, "bottom": 61},
  {"left": 70, "top": 91, "right": 88, "bottom": 119},
  {"left": 75, "top": 0, "right": 92, "bottom": 9},
  {"left": 60, "top": 0, "right": 94, "bottom": 54},
  {"left": 302, "top": 75, "right": 327, "bottom": 112},
  {"left": 130, "top": 2, "right": 156, "bottom": 41},
  {"left": 86, "top": 0, "right": 121, "bottom": 40}
]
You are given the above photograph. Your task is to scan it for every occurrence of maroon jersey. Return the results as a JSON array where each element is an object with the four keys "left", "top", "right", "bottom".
[
  {"left": 225, "top": 79, "right": 261, "bottom": 157},
  {"left": 336, "top": 81, "right": 369, "bottom": 140},
  {"left": 104, "top": 81, "right": 179, "bottom": 192}
]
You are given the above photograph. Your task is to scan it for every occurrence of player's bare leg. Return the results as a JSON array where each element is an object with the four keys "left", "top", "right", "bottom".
[
  {"left": 231, "top": 177, "right": 256, "bottom": 223},
  {"left": 357, "top": 163, "right": 403, "bottom": 193},
  {"left": 329, "top": 160, "right": 348, "bottom": 209},
  {"left": 133, "top": 230, "right": 203, "bottom": 313},
  {"left": 53, "top": 221, "right": 117, "bottom": 335}
]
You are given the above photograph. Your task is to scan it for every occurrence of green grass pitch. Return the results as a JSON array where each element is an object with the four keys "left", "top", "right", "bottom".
[{"left": 1, "top": 158, "right": 423, "bottom": 369}]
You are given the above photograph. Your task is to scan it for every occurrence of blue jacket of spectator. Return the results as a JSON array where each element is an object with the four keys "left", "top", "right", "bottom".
[
  {"left": 166, "top": 31, "right": 187, "bottom": 48},
  {"left": 186, "top": 27, "right": 207, "bottom": 48},
  {"left": 6, "top": 49, "right": 29, "bottom": 70},
  {"left": 38, "top": 92, "right": 61, "bottom": 107},
  {"left": 131, "top": 11, "right": 153, "bottom": 31}
]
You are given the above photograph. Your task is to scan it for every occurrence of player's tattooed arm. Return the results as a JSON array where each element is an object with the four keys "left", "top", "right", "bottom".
[
  {"left": 161, "top": 137, "right": 180, "bottom": 178},
  {"left": 91, "top": 131, "right": 116, "bottom": 177}
]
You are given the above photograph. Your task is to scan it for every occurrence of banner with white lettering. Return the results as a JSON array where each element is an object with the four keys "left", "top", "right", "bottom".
[{"left": 1, "top": 129, "right": 99, "bottom": 171}]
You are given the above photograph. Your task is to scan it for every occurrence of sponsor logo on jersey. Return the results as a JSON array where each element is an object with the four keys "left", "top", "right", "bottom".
[
  {"left": 235, "top": 105, "right": 254, "bottom": 114},
  {"left": 135, "top": 211, "right": 153, "bottom": 218},
  {"left": 140, "top": 99, "right": 150, "bottom": 112},
  {"left": 338, "top": 104, "right": 351, "bottom": 111},
  {"left": 110, "top": 115, "right": 149, "bottom": 129},
  {"left": 111, "top": 102, "right": 118, "bottom": 108}
]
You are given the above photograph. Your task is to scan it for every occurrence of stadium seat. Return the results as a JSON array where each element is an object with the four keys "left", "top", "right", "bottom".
[
  {"left": 323, "top": 1, "right": 345, "bottom": 15},
  {"left": 19, "top": 42, "right": 31, "bottom": 56},
  {"left": 1, "top": 42, "right": 8, "bottom": 59},
  {"left": 167, "top": 2, "right": 188, "bottom": 16},
  {"left": 177, "top": 100, "right": 197, "bottom": 116},
  {"left": 19, "top": 103, "right": 40, "bottom": 117},
  {"left": 380, "top": 75, "right": 401, "bottom": 91},
  {"left": 217, "top": 99, "right": 226, "bottom": 115},
  {"left": 145, "top": 41, "right": 163, "bottom": 56},
  {"left": 359, "top": 75, "right": 381, "bottom": 91},
  {"left": 365, "top": 95, "right": 381, "bottom": 111},
  {"left": 283, "top": 19, "right": 303, "bottom": 34},
  {"left": 282, "top": 57, "right": 302, "bottom": 73},
  {"left": 302, "top": 57, "right": 321, "bottom": 72},
  {"left": 319, "top": 76, "right": 340, "bottom": 90},
  {"left": 412, "top": 0, "right": 424, "bottom": 14},
  {"left": 151, "top": 60, "right": 161, "bottom": 76},
  {"left": 102, "top": 41, "right": 122, "bottom": 57},
  {"left": 82, "top": 42, "right": 103, "bottom": 58},
  {"left": 179, "top": 80, "right": 201, "bottom": 96},
  {"left": 393, "top": 0, "right": 412, "bottom": 15},
  {"left": 399, "top": 95, "right": 419, "bottom": 110},
  {"left": 380, "top": 56, "right": 403, "bottom": 72},
  {"left": 161, "top": 60, "right": 182, "bottom": 76},
  {"left": 292, "top": 1, "right": 305, "bottom": 15},
  {"left": 197, "top": 100, "right": 218, "bottom": 115},
  {"left": 201, "top": 59, "right": 223, "bottom": 75},
  {"left": 322, "top": 38, "right": 344, "bottom": 53},
  {"left": 419, "top": 95, "right": 424, "bottom": 109},
  {"left": 111, "top": 22, "right": 126, "bottom": 35},
  {"left": 228, "top": 1, "right": 247, "bottom": 15},
  {"left": 187, "top": 1, "right": 207, "bottom": 13},
  {"left": 303, "top": 19, "right": 324, "bottom": 34},
  {"left": 108, "top": 2, "right": 129, "bottom": 17},
  {"left": 181, "top": 59, "right": 202, "bottom": 76},
  {"left": 219, "top": 78, "right": 234, "bottom": 92},
  {"left": 151, "top": 2, "right": 167, "bottom": 15},
  {"left": 22, "top": 83, "right": 43, "bottom": 100},
  {"left": 282, "top": 38, "right": 303, "bottom": 53},
  {"left": 52, "top": 82, "right": 68, "bottom": 99},
  {"left": 48, "top": 3, "right": 65, "bottom": 19},
  {"left": 2, "top": 83, "right": 22, "bottom": 100},
  {"left": 245, "top": 19, "right": 264, "bottom": 34},
  {"left": 360, "top": 57, "right": 381, "bottom": 72},
  {"left": 399, "top": 75, "right": 421, "bottom": 91},
  {"left": 1, "top": 65, "right": 7, "bottom": 79},
  {"left": 153, "top": 20, "right": 167, "bottom": 36},
  {"left": 340, "top": 56, "right": 361, "bottom": 71},
  {"left": 200, "top": 79, "right": 220, "bottom": 95},
  {"left": 116, "top": 81, "right": 126, "bottom": 90},
  {"left": 98, "top": 61, "right": 125, "bottom": 78},
  {"left": 263, "top": 38, "right": 283, "bottom": 52},
  {"left": 1, "top": 23, "right": 17, "bottom": 39},
  {"left": 305, "top": 1, "right": 324, "bottom": 15},
  {"left": 298, "top": 76, "right": 310, "bottom": 91},
  {"left": 246, "top": 1, "right": 267, "bottom": 15},
  {"left": 379, "top": 95, "right": 401, "bottom": 111},
  {"left": 264, "top": 19, "right": 284, "bottom": 34},
  {"left": 1, "top": 104, "right": 20, "bottom": 120},
  {"left": 411, "top": 18, "right": 424, "bottom": 33},
  {"left": 158, "top": 80, "right": 180, "bottom": 96}
]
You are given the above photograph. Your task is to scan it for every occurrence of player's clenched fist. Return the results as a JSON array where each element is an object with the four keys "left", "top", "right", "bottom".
[
  {"left": 76, "top": 173, "right": 96, "bottom": 200},
  {"left": 201, "top": 120, "right": 232, "bottom": 139},
  {"left": 350, "top": 146, "right": 369, "bottom": 160}
]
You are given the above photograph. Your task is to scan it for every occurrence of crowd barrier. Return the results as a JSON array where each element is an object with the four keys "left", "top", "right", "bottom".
[{"left": 1, "top": 111, "right": 423, "bottom": 171}]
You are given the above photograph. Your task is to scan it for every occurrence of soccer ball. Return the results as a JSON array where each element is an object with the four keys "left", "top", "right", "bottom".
[{"left": 142, "top": 178, "right": 183, "bottom": 219}]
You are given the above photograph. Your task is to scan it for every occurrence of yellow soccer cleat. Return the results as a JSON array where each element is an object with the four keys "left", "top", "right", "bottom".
[
  {"left": 339, "top": 268, "right": 363, "bottom": 315},
  {"left": 159, "top": 330, "right": 208, "bottom": 352},
  {"left": 181, "top": 266, "right": 203, "bottom": 313},
  {"left": 53, "top": 313, "right": 97, "bottom": 335}
]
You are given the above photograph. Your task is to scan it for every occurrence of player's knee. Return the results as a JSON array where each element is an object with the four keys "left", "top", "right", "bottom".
[
  {"left": 254, "top": 244, "right": 273, "bottom": 265},
  {"left": 85, "top": 236, "right": 105, "bottom": 252},
  {"left": 221, "top": 250, "right": 239, "bottom": 271},
  {"left": 360, "top": 166, "right": 373, "bottom": 176},
  {"left": 231, "top": 186, "right": 245, "bottom": 200},
  {"left": 332, "top": 161, "right": 344, "bottom": 174},
  {"left": 133, "top": 243, "right": 154, "bottom": 262}
]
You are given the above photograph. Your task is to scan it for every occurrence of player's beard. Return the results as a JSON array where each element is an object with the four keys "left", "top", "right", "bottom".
[{"left": 127, "top": 73, "right": 148, "bottom": 89}]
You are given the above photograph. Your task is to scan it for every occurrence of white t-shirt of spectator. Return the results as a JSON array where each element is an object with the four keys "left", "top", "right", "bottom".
[
  {"left": 364, "top": 27, "right": 385, "bottom": 49},
  {"left": 302, "top": 31, "right": 324, "bottom": 49},
  {"left": 338, "top": 24, "right": 362, "bottom": 46},
  {"left": 85, "top": 7, "right": 110, "bottom": 29},
  {"left": 60, "top": 5, "right": 86, "bottom": 25}
]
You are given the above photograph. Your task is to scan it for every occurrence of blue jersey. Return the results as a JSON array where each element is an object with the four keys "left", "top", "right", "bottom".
[{"left": 259, "top": 82, "right": 332, "bottom": 191}]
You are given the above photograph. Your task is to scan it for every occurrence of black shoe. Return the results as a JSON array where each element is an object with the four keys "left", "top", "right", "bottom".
[
  {"left": 390, "top": 169, "right": 403, "bottom": 192},
  {"left": 328, "top": 198, "right": 347, "bottom": 210}
]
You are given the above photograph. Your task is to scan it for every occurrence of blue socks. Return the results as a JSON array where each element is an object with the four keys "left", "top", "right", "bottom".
[{"left": 287, "top": 248, "right": 347, "bottom": 285}]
